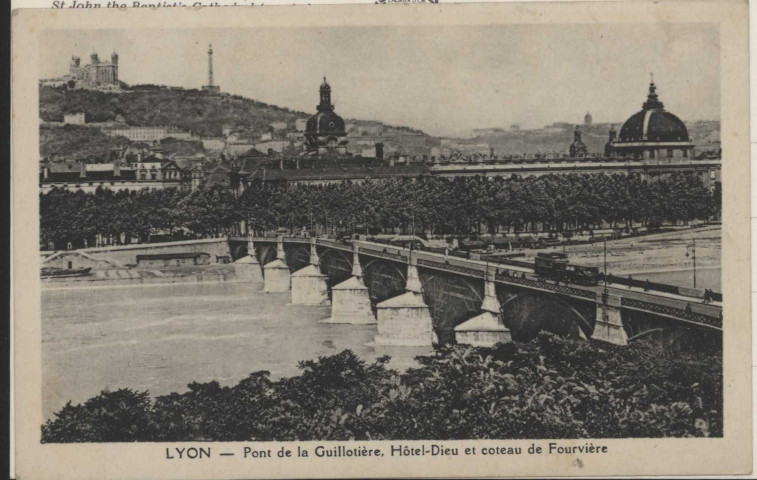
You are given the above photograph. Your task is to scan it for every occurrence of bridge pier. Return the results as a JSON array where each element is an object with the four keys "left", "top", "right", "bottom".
[
  {"left": 264, "top": 236, "right": 290, "bottom": 293},
  {"left": 233, "top": 237, "right": 263, "bottom": 284},
  {"left": 455, "top": 270, "right": 511, "bottom": 347},
  {"left": 592, "top": 292, "right": 628, "bottom": 346},
  {"left": 323, "top": 245, "right": 375, "bottom": 324},
  {"left": 291, "top": 239, "right": 330, "bottom": 305},
  {"left": 374, "top": 255, "right": 434, "bottom": 346}
]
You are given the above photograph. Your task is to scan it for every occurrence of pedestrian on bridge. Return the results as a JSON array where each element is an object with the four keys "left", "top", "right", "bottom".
[{"left": 703, "top": 289, "right": 712, "bottom": 304}]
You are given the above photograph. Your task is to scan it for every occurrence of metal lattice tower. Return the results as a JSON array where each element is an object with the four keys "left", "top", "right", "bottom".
[{"left": 207, "top": 44, "right": 214, "bottom": 87}]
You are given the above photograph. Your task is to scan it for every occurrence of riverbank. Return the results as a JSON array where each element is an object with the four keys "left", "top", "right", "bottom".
[{"left": 41, "top": 264, "right": 239, "bottom": 289}]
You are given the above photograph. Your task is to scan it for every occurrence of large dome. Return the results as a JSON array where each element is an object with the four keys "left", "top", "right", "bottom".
[
  {"left": 616, "top": 81, "right": 690, "bottom": 143},
  {"left": 306, "top": 111, "right": 345, "bottom": 138},
  {"left": 618, "top": 109, "right": 689, "bottom": 143},
  {"left": 305, "top": 77, "right": 346, "bottom": 141}
]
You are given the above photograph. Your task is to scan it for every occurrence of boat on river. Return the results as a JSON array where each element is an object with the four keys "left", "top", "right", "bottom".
[{"left": 41, "top": 267, "right": 92, "bottom": 279}]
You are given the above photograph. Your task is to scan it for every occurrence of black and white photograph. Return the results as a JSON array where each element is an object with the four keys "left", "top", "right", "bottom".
[{"left": 11, "top": 2, "right": 752, "bottom": 478}]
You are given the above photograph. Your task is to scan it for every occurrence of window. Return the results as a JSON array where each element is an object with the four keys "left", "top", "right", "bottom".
[
  {"left": 710, "top": 170, "right": 716, "bottom": 180},
  {"left": 667, "top": 149, "right": 674, "bottom": 158},
  {"left": 683, "top": 149, "right": 688, "bottom": 158}
]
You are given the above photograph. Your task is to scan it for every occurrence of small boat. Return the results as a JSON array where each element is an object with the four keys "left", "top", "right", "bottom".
[{"left": 41, "top": 267, "right": 92, "bottom": 279}]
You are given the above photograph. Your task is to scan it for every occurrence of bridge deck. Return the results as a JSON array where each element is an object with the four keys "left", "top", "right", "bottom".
[{"left": 230, "top": 236, "right": 722, "bottom": 329}]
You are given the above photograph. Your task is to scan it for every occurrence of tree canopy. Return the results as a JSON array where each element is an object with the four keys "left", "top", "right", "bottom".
[{"left": 40, "top": 173, "right": 720, "bottom": 249}]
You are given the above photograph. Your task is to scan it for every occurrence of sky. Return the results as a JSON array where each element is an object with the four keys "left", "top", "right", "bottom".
[{"left": 39, "top": 24, "right": 720, "bottom": 138}]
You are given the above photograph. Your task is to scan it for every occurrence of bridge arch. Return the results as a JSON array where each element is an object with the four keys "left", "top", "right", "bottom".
[
  {"left": 362, "top": 259, "right": 407, "bottom": 306},
  {"left": 230, "top": 242, "right": 247, "bottom": 260},
  {"left": 284, "top": 245, "right": 311, "bottom": 272},
  {"left": 501, "top": 291, "right": 594, "bottom": 341},
  {"left": 259, "top": 245, "right": 278, "bottom": 265},
  {"left": 319, "top": 248, "right": 353, "bottom": 269},
  {"left": 318, "top": 248, "right": 354, "bottom": 287},
  {"left": 419, "top": 269, "right": 485, "bottom": 344}
]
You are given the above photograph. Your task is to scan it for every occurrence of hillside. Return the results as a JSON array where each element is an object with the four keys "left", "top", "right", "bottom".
[
  {"left": 471, "top": 127, "right": 610, "bottom": 155},
  {"left": 39, "top": 85, "right": 429, "bottom": 140},
  {"left": 39, "top": 85, "right": 718, "bottom": 158},
  {"left": 40, "top": 85, "right": 316, "bottom": 138},
  {"left": 40, "top": 124, "right": 205, "bottom": 159},
  {"left": 467, "top": 121, "right": 720, "bottom": 156},
  {"left": 40, "top": 125, "right": 132, "bottom": 159}
]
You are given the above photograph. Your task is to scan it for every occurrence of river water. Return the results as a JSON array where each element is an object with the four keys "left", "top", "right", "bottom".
[
  {"left": 41, "top": 281, "right": 432, "bottom": 422},
  {"left": 41, "top": 265, "right": 722, "bottom": 421},
  {"left": 626, "top": 267, "right": 721, "bottom": 291}
]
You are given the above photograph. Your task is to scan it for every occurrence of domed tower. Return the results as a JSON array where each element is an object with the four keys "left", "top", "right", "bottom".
[
  {"left": 604, "top": 125, "right": 617, "bottom": 156},
  {"left": 584, "top": 112, "right": 593, "bottom": 126},
  {"left": 305, "top": 77, "right": 347, "bottom": 155},
  {"left": 69, "top": 56, "right": 81, "bottom": 79},
  {"left": 111, "top": 51, "right": 119, "bottom": 66},
  {"left": 610, "top": 77, "right": 694, "bottom": 160},
  {"left": 569, "top": 125, "right": 588, "bottom": 157}
]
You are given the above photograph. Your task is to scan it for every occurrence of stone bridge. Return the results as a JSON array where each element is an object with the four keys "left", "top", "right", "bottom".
[{"left": 229, "top": 236, "right": 722, "bottom": 347}]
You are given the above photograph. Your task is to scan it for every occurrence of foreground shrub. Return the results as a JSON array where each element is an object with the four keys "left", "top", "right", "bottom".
[{"left": 41, "top": 334, "right": 722, "bottom": 442}]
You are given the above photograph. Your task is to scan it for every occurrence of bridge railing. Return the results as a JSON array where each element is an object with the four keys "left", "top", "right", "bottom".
[
  {"left": 317, "top": 238, "right": 350, "bottom": 250},
  {"left": 283, "top": 236, "right": 310, "bottom": 244},
  {"left": 621, "top": 297, "right": 722, "bottom": 329},
  {"left": 494, "top": 270, "right": 596, "bottom": 300},
  {"left": 603, "top": 273, "right": 721, "bottom": 301}
]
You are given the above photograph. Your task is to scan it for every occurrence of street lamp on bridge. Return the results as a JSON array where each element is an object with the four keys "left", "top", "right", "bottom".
[{"left": 603, "top": 236, "right": 608, "bottom": 294}]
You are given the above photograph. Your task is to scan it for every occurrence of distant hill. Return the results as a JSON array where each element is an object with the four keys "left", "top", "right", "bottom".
[
  {"left": 469, "top": 127, "right": 610, "bottom": 156},
  {"left": 39, "top": 85, "right": 431, "bottom": 140},
  {"left": 40, "top": 125, "right": 131, "bottom": 159},
  {"left": 40, "top": 124, "right": 205, "bottom": 160},
  {"left": 40, "top": 85, "right": 311, "bottom": 138},
  {"left": 467, "top": 121, "right": 720, "bottom": 156},
  {"left": 39, "top": 85, "right": 718, "bottom": 159}
]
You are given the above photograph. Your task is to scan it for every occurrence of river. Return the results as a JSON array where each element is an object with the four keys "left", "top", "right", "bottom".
[
  {"left": 624, "top": 266, "right": 721, "bottom": 291},
  {"left": 41, "top": 281, "right": 432, "bottom": 422}
]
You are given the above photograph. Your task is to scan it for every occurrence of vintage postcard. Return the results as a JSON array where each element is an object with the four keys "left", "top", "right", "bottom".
[{"left": 11, "top": 1, "right": 751, "bottom": 478}]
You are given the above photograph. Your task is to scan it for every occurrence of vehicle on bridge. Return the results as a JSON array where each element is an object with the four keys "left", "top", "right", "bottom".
[{"left": 534, "top": 252, "right": 600, "bottom": 286}]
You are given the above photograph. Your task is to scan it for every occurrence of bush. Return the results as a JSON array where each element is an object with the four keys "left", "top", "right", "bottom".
[{"left": 41, "top": 334, "right": 722, "bottom": 442}]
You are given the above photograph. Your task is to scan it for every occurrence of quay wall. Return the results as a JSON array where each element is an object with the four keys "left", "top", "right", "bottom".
[{"left": 78, "top": 238, "right": 232, "bottom": 266}]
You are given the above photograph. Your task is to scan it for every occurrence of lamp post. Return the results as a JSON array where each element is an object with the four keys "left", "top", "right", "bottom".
[
  {"left": 603, "top": 236, "right": 608, "bottom": 293},
  {"left": 692, "top": 238, "right": 697, "bottom": 289}
]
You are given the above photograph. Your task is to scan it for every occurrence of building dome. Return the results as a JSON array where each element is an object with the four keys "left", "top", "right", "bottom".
[
  {"left": 617, "top": 82, "right": 690, "bottom": 143},
  {"left": 306, "top": 111, "right": 345, "bottom": 138},
  {"left": 305, "top": 77, "right": 347, "bottom": 149}
]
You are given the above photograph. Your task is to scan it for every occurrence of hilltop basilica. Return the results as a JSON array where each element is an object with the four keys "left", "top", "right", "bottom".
[{"left": 66, "top": 52, "right": 120, "bottom": 91}]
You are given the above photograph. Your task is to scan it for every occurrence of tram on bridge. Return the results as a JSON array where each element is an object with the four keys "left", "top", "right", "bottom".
[{"left": 534, "top": 252, "right": 601, "bottom": 286}]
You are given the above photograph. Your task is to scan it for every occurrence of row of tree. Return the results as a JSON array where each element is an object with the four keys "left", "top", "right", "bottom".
[{"left": 40, "top": 173, "right": 720, "bottom": 249}]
